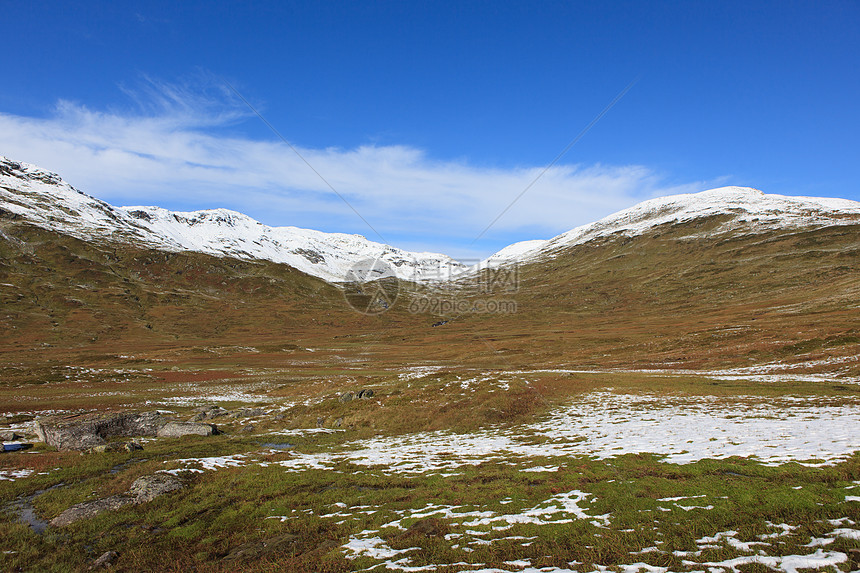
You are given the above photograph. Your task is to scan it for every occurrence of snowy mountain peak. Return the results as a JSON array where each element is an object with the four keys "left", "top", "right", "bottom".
[
  {"left": 3, "top": 156, "right": 859, "bottom": 281},
  {"left": 0, "top": 156, "right": 466, "bottom": 283},
  {"left": 0, "top": 157, "right": 67, "bottom": 187},
  {"left": 531, "top": 185, "right": 860, "bottom": 258}
]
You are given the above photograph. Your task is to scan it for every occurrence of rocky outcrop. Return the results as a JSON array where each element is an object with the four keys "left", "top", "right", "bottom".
[
  {"left": 339, "top": 389, "right": 374, "bottom": 403},
  {"left": 84, "top": 441, "right": 143, "bottom": 454},
  {"left": 230, "top": 407, "right": 267, "bottom": 418},
  {"left": 51, "top": 473, "right": 184, "bottom": 527},
  {"left": 189, "top": 405, "right": 230, "bottom": 421},
  {"left": 90, "top": 550, "right": 119, "bottom": 570},
  {"left": 128, "top": 473, "right": 184, "bottom": 503},
  {"left": 35, "top": 411, "right": 166, "bottom": 451},
  {"left": 50, "top": 495, "right": 133, "bottom": 527},
  {"left": 156, "top": 421, "right": 217, "bottom": 438},
  {"left": 0, "top": 430, "right": 21, "bottom": 441}
]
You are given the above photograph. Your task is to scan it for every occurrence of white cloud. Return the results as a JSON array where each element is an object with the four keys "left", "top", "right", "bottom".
[{"left": 0, "top": 82, "right": 720, "bottom": 259}]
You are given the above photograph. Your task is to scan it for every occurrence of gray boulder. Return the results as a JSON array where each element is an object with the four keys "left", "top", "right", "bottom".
[
  {"left": 230, "top": 408, "right": 267, "bottom": 418},
  {"left": 84, "top": 441, "right": 143, "bottom": 455},
  {"left": 50, "top": 495, "right": 133, "bottom": 527},
  {"left": 339, "top": 392, "right": 354, "bottom": 403},
  {"left": 35, "top": 411, "right": 166, "bottom": 451},
  {"left": 0, "top": 430, "right": 21, "bottom": 441},
  {"left": 90, "top": 550, "right": 119, "bottom": 570},
  {"left": 190, "top": 405, "right": 230, "bottom": 421},
  {"left": 156, "top": 421, "right": 216, "bottom": 438},
  {"left": 128, "top": 473, "right": 184, "bottom": 503},
  {"left": 51, "top": 473, "right": 185, "bottom": 527}
]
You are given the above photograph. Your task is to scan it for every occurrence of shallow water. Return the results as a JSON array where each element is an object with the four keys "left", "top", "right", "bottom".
[
  {"left": 6, "top": 482, "right": 65, "bottom": 534},
  {"left": 14, "top": 501, "right": 50, "bottom": 534}
]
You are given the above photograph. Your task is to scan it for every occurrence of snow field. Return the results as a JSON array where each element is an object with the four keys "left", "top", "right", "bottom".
[{"left": 150, "top": 391, "right": 860, "bottom": 572}]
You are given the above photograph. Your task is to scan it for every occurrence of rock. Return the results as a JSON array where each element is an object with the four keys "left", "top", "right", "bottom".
[
  {"left": 89, "top": 550, "right": 118, "bottom": 570},
  {"left": 231, "top": 408, "right": 267, "bottom": 418},
  {"left": 0, "top": 430, "right": 21, "bottom": 441},
  {"left": 240, "top": 424, "right": 256, "bottom": 434},
  {"left": 128, "top": 473, "right": 184, "bottom": 503},
  {"left": 84, "top": 441, "right": 143, "bottom": 455},
  {"left": 192, "top": 405, "right": 230, "bottom": 420},
  {"left": 339, "top": 392, "right": 354, "bottom": 403},
  {"left": 316, "top": 417, "right": 326, "bottom": 428},
  {"left": 121, "top": 441, "right": 144, "bottom": 452},
  {"left": 333, "top": 418, "right": 343, "bottom": 428},
  {"left": 85, "top": 445, "right": 108, "bottom": 454},
  {"left": 36, "top": 411, "right": 166, "bottom": 451},
  {"left": 50, "top": 495, "right": 133, "bottom": 527},
  {"left": 189, "top": 405, "right": 230, "bottom": 421},
  {"left": 223, "top": 533, "right": 303, "bottom": 563},
  {"left": 156, "top": 421, "right": 216, "bottom": 438},
  {"left": 357, "top": 389, "right": 374, "bottom": 399},
  {"left": 52, "top": 474, "right": 184, "bottom": 527}
]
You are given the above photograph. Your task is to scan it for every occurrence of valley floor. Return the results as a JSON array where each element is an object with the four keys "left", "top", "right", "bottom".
[{"left": 1, "top": 366, "right": 859, "bottom": 572}]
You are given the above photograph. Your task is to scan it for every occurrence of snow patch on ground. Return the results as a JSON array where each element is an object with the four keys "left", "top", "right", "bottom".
[
  {"left": 146, "top": 389, "right": 271, "bottom": 406},
  {"left": 0, "top": 469, "right": 34, "bottom": 481},
  {"left": 162, "top": 454, "right": 249, "bottom": 474},
  {"left": 684, "top": 549, "right": 848, "bottom": 573},
  {"left": 340, "top": 490, "right": 608, "bottom": 570},
  {"left": 265, "top": 391, "right": 859, "bottom": 476}
]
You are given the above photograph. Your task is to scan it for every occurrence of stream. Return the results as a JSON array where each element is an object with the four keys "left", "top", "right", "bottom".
[{"left": 6, "top": 482, "right": 64, "bottom": 534}]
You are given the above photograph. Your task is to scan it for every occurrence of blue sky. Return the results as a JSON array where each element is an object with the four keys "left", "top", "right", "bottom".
[{"left": 1, "top": 1, "right": 858, "bottom": 259}]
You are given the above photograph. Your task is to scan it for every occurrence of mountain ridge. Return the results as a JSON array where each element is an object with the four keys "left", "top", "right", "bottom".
[
  {"left": 3, "top": 155, "right": 860, "bottom": 282},
  {"left": 0, "top": 156, "right": 466, "bottom": 283},
  {"left": 494, "top": 186, "right": 860, "bottom": 263}
]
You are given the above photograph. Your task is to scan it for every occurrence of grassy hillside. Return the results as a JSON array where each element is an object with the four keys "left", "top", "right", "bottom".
[{"left": 2, "top": 214, "right": 858, "bottom": 377}]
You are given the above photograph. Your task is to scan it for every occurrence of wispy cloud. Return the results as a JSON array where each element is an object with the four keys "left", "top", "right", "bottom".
[{"left": 0, "top": 77, "right": 721, "bottom": 258}]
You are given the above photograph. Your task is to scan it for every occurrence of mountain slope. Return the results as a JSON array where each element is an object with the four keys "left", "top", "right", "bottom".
[
  {"left": 0, "top": 156, "right": 466, "bottom": 283},
  {"left": 2, "top": 155, "right": 859, "bottom": 377},
  {"left": 444, "top": 206, "right": 860, "bottom": 376},
  {"left": 489, "top": 186, "right": 860, "bottom": 265}
]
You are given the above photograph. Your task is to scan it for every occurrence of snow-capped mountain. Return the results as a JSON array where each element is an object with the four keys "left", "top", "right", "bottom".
[
  {"left": 3, "top": 156, "right": 859, "bottom": 282},
  {"left": 488, "top": 186, "right": 860, "bottom": 265},
  {"left": 0, "top": 157, "right": 467, "bottom": 283}
]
